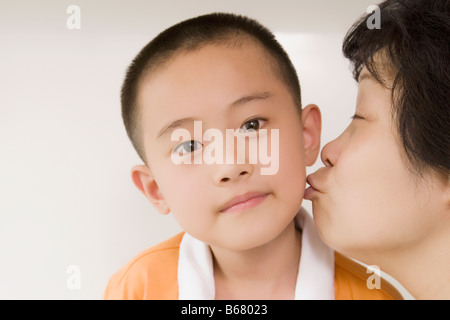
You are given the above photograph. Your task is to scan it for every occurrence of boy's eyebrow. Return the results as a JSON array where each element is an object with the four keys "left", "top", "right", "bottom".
[
  {"left": 156, "top": 92, "right": 273, "bottom": 140},
  {"left": 157, "top": 117, "right": 197, "bottom": 139},
  {"left": 230, "top": 91, "right": 272, "bottom": 109}
]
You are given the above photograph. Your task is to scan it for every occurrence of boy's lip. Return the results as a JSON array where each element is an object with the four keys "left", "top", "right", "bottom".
[{"left": 219, "top": 191, "right": 270, "bottom": 213}]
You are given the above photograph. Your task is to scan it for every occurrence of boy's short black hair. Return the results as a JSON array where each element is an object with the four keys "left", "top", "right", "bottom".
[
  {"left": 343, "top": 0, "right": 450, "bottom": 178},
  {"left": 121, "top": 13, "right": 301, "bottom": 163}
]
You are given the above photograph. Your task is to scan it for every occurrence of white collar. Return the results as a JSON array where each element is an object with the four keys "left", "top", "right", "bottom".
[{"left": 177, "top": 207, "right": 335, "bottom": 300}]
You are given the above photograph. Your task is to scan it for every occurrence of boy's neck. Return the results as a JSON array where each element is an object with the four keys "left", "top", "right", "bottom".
[{"left": 211, "top": 220, "right": 302, "bottom": 300}]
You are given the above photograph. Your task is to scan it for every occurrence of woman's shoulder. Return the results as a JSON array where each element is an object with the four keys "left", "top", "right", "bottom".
[{"left": 334, "top": 252, "right": 404, "bottom": 300}]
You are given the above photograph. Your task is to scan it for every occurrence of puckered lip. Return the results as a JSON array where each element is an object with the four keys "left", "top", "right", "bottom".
[
  {"left": 306, "top": 174, "right": 322, "bottom": 193},
  {"left": 219, "top": 191, "right": 270, "bottom": 213}
]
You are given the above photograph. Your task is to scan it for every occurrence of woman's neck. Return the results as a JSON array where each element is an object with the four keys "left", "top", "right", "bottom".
[
  {"left": 211, "top": 220, "right": 302, "bottom": 300},
  {"left": 370, "top": 225, "right": 450, "bottom": 300}
]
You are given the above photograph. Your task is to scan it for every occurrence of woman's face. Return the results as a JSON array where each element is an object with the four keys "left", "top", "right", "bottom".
[{"left": 305, "top": 67, "right": 449, "bottom": 262}]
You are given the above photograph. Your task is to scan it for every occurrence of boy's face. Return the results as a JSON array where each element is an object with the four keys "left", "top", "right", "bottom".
[{"left": 132, "top": 41, "right": 321, "bottom": 250}]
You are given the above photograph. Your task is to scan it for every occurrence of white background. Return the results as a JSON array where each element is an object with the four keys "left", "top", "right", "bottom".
[{"left": 0, "top": 0, "right": 412, "bottom": 299}]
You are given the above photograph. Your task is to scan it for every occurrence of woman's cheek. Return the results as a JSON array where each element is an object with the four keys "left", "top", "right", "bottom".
[{"left": 329, "top": 143, "right": 385, "bottom": 239}]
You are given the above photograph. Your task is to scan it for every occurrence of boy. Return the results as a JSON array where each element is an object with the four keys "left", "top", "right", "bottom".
[{"left": 104, "top": 13, "right": 402, "bottom": 300}]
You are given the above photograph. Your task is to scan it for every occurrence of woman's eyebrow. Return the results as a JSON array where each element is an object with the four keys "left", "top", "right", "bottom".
[{"left": 358, "top": 72, "right": 374, "bottom": 83}]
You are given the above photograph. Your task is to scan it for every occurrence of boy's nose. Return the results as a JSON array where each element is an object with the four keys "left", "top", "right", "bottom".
[{"left": 214, "top": 163, "right": 253, "bottom": 186}]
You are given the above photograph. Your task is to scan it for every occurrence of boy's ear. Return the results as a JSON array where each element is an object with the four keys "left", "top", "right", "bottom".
[
  {"left": 301, "top": 104, "right": 322, "bottom": 166},
  {"left": 131, "top": 165, "right": 170, "bottom": 215}
]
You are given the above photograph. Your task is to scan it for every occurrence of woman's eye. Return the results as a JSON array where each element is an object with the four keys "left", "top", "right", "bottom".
[
  {"left": 173, "top": 140, "right": 202, "bottom": 155},
  {"left": 351, "top": 113, "right": 365, "bottom": 120},
  {"left": 241, "top": 118, "right": 266, "bottom": 133}
]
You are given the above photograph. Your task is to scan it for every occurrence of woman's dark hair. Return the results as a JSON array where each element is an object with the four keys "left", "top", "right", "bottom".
[
  {"left": 121, "top": 13, "right": 301, "bottom": 163},
  {"left": 343, "top": 0, "right": 450, "bottom": 178}
]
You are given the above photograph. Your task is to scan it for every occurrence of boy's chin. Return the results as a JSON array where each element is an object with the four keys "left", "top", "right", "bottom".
[{"left": 211, "top": 221, "right": 297, "bottom": 253}]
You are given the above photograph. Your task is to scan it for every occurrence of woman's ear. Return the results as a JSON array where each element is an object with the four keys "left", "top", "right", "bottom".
[
  {"left": 301, "top": 104, "right": 322, "bottom": 166},
  {"left": 131, "top": 165, "right": 170, "bottom": 215},
  {"left": 446, "top": 176, "right": 450, "bottom": 209}
]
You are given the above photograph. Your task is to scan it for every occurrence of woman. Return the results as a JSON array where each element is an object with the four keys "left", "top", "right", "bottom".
[{"left": 305, "top": 0, "right": 449, "bottom": 300}]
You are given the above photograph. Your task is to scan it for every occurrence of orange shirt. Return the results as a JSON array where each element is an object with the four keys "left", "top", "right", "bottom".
[{"left": 104, "top": 232, "right": 403, "bottom": 300}]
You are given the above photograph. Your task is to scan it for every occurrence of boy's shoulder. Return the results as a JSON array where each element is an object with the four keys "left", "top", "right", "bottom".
[
  {"left": 334, "top": 252, "right": 404, "bottom": 300},
  {"left": 104, "top": 232, "right": 404, "bottom": 300},
  {"left": 104, "top": 232, "right": 184, "bottom": 300}
]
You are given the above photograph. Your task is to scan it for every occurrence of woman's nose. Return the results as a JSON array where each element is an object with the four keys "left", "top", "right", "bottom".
[{"left": 321, "top": 133, "right": 344, "bottom": 167}]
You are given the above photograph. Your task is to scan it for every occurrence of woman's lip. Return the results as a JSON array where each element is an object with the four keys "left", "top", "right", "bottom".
[
  {"left": 304, "top": 175, "right": 321, "bottom": 199},
  {"left": 306, "top": 175, "right": 320, "bottom": 192},
  {"left": 219, "top": 192, "right": 269, "bottom": 213},
  {"left": 303, "top": 186, "right": 317, "bottom": 199}
]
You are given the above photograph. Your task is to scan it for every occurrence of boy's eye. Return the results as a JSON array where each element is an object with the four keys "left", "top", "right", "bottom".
[
  {"left": 173, "top": 140, "right": 202, "bottom": 155},
  {"left": 240, "top": 118, "right": 266, "bottom": 133}
]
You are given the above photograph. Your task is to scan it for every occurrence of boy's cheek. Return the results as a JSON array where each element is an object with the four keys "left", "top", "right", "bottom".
[
  {"left": 274, "top": 159, "right": 306, "bottom": 203},
  {"left": 278, "top": 140, "right": 307, "bottom": 182}
]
